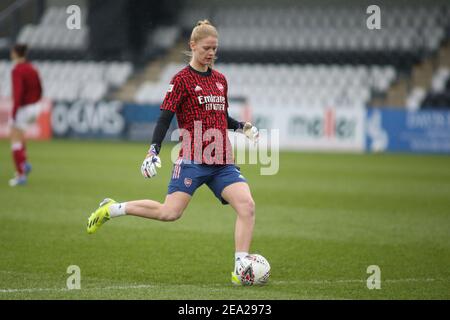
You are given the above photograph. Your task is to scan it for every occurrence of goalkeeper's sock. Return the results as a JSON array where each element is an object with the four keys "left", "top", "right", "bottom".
[
  {"left": 235, "top": 252, "right": 248, "bottom": 263},
  {"left": 234, "top": 252, "right": 248, "bottom": 272},
  {"left": 109, "top": 203, "right": 127, "bottom": 218},
  {"left": 12, "top": 142, "right": 27, "bottom": 175}
]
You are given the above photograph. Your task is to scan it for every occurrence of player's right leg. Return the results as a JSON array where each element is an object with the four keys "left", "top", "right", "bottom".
[
  {"left": 9, "top": 126, "right": 28, "bottom": 187},
  {"left": 125, "top": 191, "right": 192, "bottom": 221},
  {"left": 86, "top": 192, "right": 191, "bottom": 234},
  {"left": 87, "top": 158, "right": 198, "bottom": 233}
]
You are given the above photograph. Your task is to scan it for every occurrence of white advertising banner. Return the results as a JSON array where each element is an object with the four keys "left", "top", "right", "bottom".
[{"left": 252, "top": 106, "right": 365, "bottom": 152}]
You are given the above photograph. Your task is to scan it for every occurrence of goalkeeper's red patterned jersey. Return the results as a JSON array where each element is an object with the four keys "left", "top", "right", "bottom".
[{"left": 161, "top": 65, "right": 233, "bottom": 164}]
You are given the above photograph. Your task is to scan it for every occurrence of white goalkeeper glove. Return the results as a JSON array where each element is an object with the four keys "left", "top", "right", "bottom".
[
  {"left": 141, "top": 144, "right": 162, "bottom": 178},
  {"left": 243, "top": 122, "right": 259, "bottom": 145}
]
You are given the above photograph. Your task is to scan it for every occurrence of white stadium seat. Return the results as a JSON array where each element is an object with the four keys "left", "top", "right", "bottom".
[
  {"left": 17, "top": 7, "right": 88, "bottom": 50},
  {"left": 133, "top": 63, "right": 397, "bottom": 108},
  {"left": 0, "top": 60, "right": 133, "bottom": 101},
  {"left": 180, "top": 5, "right": 446, "bottom": 53}
]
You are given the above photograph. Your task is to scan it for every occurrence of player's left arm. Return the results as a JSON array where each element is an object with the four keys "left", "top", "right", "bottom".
[
  {"left": 11, "top": 68, "right": 24, "bottom": 120},
  {"left": 226, "top": 111, "right": 245, "bottom": 131},
  {"left": 227, "top": 112, "right": 259, "bottom": 143},
  {"left": 242, "top": 121, "right": 260, "bottom": 143}
]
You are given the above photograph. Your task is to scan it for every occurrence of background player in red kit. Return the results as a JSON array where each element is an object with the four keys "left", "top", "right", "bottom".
[
  {"left": 8, "top": 44, "right": 43, "bottom": 187},
  {"left": 86, "top": 20, "right": 260, "bottom": 285}
]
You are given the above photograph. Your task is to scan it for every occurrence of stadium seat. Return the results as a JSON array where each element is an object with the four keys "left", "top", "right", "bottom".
[
  {"left": 420, "top": 67, "right": 450, "bottom": 109},
  {"left": 17, "top": 7, "right": 88, "bottom": 51},
  {"left": 133, "top": 62, "right": 397, "bottom": 109},
  {"left": 0, "top": 60, "right": 133, "bottom": 101}
]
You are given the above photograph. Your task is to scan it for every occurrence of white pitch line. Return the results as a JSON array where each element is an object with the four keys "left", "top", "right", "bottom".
[
  {"left": 272, "top": 278, "right": 448, "bottom": 285},
  {"left": 0, "top": 288, "right": 68, "bottom": 293},
  {"left": 0, "top": 278, "right": 448, "bottom": 294},
  {"left": 0, "top": 284, "right": 157, "bottom": 293},
  {"left": 0, "top": 283, "right": 225, "bottom": 294}
]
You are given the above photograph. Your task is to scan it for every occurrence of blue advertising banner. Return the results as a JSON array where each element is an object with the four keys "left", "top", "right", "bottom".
[
  {"left": 122, "top": 103, "right": 177, "bottom": 141},
  {"left": 52, "top": 100, "right": 126, "bottom": 139},
  {"left": 366, "top": 108, "right": 450, "bottom": 153},
  {"left": 51, "top": 101, "right": 176, "bottom": 141}
]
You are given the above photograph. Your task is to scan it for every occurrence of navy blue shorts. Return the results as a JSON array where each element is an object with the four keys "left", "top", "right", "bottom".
[{"left": 168, "top": 159, "right": 247, "bottom": 205}]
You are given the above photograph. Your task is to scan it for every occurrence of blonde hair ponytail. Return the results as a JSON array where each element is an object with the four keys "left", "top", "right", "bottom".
[
  {"left": 185, "top": 19, "right": 218, "bottom": 68},
  {"left": 190, "top": 19, "right": 218, "bottom": 43}
]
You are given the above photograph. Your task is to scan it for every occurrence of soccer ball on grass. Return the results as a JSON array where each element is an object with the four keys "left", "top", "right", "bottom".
[{"left": 235, "top": 254, "right": 270, "bottom": 285}]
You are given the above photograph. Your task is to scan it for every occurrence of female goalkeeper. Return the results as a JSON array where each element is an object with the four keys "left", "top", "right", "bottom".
[{"left": 86, "top": 20, "right": 259, "bottom": 285}]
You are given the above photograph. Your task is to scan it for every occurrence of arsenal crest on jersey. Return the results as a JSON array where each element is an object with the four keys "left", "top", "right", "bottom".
[
  {"left": 184, "top": 178, "right": 192, "bottom": 188},
  {"left": 216, "top": 82, "right": 224, "bottom": 92}
]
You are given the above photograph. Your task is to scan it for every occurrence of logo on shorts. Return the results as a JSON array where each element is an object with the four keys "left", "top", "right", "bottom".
[
  {"left": 184, "top": 178, "right": 192, "bottom": 188},
  {"left": 216, "top": 82, "right": 224, "bottom": 92}
]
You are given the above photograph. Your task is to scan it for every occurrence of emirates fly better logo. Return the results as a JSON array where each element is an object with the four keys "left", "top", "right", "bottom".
[{"left": 197, "top": 95, "right": 226, "bottom": 111}]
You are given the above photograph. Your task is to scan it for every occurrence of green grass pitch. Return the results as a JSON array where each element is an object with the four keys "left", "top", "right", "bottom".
[{"left": 0, "top": 139, "right": 449, "bottom": 299}]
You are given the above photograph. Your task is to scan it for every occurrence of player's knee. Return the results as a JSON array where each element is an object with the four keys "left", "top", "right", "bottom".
[
  {"left": 160, "top": 206, "right": 184, "bottom": 222},
  {"left": 160, "top": 213, "right": 181, "bottom": 222},
  {"left": 238, "top": 198, "right": 255, "bottom": 219}
]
